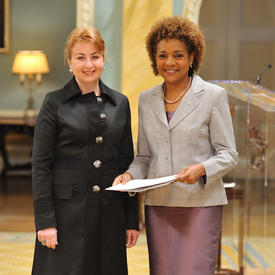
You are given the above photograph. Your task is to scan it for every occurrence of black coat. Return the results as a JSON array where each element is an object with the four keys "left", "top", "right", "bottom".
[{"left": 31, "top": 78, "right": 139, "bottom": 275}]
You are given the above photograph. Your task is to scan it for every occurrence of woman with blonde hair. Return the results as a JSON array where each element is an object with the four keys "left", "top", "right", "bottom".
[{"left": 31, "top": 27, "right": 139, "bottom": 275}]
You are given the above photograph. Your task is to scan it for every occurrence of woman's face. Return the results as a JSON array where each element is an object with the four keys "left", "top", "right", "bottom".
[
  {"left": 67, "top": 40, "right": 104, "bottom": 87},
  {"left": 155, "top": 38, "right": 194, "bottom": 85}
]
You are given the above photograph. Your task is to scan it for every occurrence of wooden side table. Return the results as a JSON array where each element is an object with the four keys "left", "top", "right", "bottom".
[
  {"left": 215, "top": 183, "right": 245, "bottom": 275},
  {"left": 0, "top": 110, "right": 37, "bottom": 178}
]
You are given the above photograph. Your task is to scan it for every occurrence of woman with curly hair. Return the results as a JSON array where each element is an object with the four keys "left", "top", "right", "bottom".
[{"left": 114, "top": 16, "right": 238, "bottom": 275}]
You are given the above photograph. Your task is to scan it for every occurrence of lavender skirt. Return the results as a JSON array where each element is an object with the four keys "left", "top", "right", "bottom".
[{"left": 145, "top": 205, "right": 222, "bottom": 275}]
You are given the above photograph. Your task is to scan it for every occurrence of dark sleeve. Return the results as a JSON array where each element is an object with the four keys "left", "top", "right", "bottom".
[
  {"left": 32, "top": 94, "right": 58, "bottom": 231},
  {"left": 118, "top": 98, "right": 134, "bottom": 174},
  {"left": 119, "top": 98, "right": 139, "bottom": 230}
]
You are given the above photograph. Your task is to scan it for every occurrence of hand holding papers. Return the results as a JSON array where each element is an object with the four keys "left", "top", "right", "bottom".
[{"left": 106, "top": 175, "right": 177, "bottom": 193}]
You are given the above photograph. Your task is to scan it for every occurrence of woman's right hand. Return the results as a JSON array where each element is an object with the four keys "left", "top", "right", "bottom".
[
  {"left": 112, "top": 172, "right": 133, "bottom": 185},
  {"left": 37, "top": 227, "right": 58, "bottom": 250}
]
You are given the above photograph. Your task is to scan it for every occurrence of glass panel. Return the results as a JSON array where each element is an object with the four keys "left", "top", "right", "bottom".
[{"left": 212, "top": 80, "right": 275, "bottom": 274}]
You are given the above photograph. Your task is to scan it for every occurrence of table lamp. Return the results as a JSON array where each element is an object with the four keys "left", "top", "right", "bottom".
[{"left": 12, "top": 50, "right": 50, "bottom": 110}]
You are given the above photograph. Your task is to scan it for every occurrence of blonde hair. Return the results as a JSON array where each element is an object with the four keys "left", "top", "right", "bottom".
[{"left": 64, "top": 27, "right": 105, "bottom": 60}]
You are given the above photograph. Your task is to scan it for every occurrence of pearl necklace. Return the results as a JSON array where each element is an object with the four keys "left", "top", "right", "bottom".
[{"left": 163, "top": 78, "right": 192, "bottom": 104}]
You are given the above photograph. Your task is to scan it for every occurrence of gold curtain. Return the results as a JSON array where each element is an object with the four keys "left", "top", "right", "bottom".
[{"left": 122, "top": 0, "right": 172, "bottom": 144}]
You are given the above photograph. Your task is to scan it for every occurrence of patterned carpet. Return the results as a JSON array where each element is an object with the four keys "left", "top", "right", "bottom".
[
  {"left": 0, "top": 232, "right": 275, "bottom": 275},
  {"left": 221, "top": 237, "right": 275, "bottom": 269}
]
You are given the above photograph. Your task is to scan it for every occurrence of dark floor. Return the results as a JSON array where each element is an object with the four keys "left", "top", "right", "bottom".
[
  {"left": 1, "top": 174, "right": 275, "bottom": 240},
  {"left": 0, "top": 175, "right": 34, "bottom": 232}
]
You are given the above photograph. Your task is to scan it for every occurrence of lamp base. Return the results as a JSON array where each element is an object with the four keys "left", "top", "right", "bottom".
[{"left": 27, "top": 96, "right": 34, "bottom": 110}]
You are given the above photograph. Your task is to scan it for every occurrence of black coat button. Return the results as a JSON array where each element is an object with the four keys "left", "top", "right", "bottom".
[
  {"left": 95, "top": 136, "right": 103, "bottom": 144},
  {"left": 92, "top": 185, "right": 100, "bottom": 192},
  {"left": 93, "top": 160, "right": 101, "bottom": 168},
  {"left": 97, "top": 97, "right": 103, "bottom": 104},
  {"left": 100, "top": 113, "right": 107, "bottom": 120}
]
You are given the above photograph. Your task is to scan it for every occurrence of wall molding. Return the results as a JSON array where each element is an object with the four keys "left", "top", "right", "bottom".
[
  {"left": 182, "top": 0, "right": 203, "bottom": 24},
  {"left": 76, "top": 0, "right": 94, "bottom": 27}
]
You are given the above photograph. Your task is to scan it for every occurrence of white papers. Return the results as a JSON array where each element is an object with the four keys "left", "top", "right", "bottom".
[
  {"left": 224, "top": 182, "right": 236, "bottom": 188},
  {"left": 106, "top": 175, "right": 177, "bottom": 193}
]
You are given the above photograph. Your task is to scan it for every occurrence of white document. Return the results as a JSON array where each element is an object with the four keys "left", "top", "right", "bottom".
[
  {"left": 224, "top": 182, "right": 236, "bottom": 188},
  {"left": 106, "top": 175, "right": 177, "bottom": 193}
]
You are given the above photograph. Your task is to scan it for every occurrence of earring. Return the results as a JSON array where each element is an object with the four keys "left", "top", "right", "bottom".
[
  {"left": 155, "top": 65, "right": 159, "bottom": 74},
  {"left": 69, "top": 67, "right": 72, "bottom": 73},
  {"left": 188, "top": 64, "right": 194, "bottom": 77}
]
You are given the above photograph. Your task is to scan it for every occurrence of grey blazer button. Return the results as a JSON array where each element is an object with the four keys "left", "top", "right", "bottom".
[
  {"left": 92, "top": 185, "right": 100, "bottom": 192},
  {"left": 95, "top": 136, "right": 103, "bottom": 144},
  {"left": 97, "top": 97, "right": 103, "bottom": 104},
  {"left": 100, "top": 113, "right": 107, "bottom": 120},
  {"left": 93, "top": 160, "right": 101, "bottom": 168}
]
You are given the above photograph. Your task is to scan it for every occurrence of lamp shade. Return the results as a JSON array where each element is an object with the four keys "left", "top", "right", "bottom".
[{"left": 12, "top": 50, "right": 50, "bottom": 74}]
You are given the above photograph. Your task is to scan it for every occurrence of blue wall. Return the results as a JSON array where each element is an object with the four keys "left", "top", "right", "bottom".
[
  {"left": 173, "top": 0, "right": 185, "bottom": 15},
  {"left": 0, "top": 0, "right": 75, "bottom": 109},
  {"left": 94, "top": 0, "right": 123, "bottom": 92}
]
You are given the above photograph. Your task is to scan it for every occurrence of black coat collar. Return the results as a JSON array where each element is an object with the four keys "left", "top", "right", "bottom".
[{"left": 62, "top": 77, "right": 117, "bottom": 105}]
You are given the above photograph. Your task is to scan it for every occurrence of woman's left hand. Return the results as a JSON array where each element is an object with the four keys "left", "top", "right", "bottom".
[
  {"left": 176, "top": 163, "right": 205, "bottom": 184},
  {"left": 126, "top": 229, "right": 139, "bottom": 248},
  {"left": 113, "top": 172, "right": 133, "bottom": 186}
]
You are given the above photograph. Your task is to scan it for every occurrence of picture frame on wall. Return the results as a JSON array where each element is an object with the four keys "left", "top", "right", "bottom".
[{"left": 0, "top": 0, "right": 10, "bottom": 53}]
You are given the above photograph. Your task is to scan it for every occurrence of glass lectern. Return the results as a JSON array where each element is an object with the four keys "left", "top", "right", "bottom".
[{"left": 211, "top": 80, "right": 275, "bottom": 275}]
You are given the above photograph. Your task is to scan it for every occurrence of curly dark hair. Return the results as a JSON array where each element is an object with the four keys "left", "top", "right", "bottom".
[{"left": 145, "top": 16, "right": 205, "bottom": 76}]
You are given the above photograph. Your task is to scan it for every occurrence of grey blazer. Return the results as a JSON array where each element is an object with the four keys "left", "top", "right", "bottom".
[{"left": 127, "top": 74, "right": 239, "bottom": 207}]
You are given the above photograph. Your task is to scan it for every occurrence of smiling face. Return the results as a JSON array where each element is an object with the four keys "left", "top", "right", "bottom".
[
  {"left": 67, "top": 40, "right": 104, "bottom": 90},
  {"left": 155, "top": 38, "right": 194, "bottom": 86}
]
